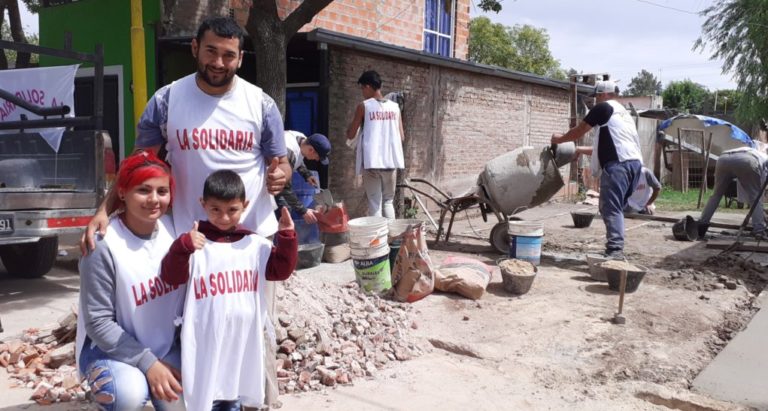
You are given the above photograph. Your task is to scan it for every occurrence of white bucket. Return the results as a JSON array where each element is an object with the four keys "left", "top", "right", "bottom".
[
  {"left": 348, "top": 217, "right": 389, "bottom": 248},
  {"left": 387, "top": 219, "right": 424, "bottom": 242},
  {"left": 350, "top": 242, "right": 391, "bottom": 293},
  {"left": 508, "top": 221, "right": 544, "bottom": 266},
  {"left": 349, "top": 217, "right": 392, "bottom": 292}
]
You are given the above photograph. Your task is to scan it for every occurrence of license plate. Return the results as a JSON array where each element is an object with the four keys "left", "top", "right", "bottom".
[{"left": 0, "top": 214, "right": 14, "bottom": 235}]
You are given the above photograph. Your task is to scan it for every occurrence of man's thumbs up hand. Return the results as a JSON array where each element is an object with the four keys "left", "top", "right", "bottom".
[{"left": 267, "top": 157, "right": 287, "bottom": 195}]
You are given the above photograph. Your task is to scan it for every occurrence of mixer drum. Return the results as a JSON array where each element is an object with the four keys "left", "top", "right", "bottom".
[{"left": 476, "top": 146, "right": 565, "bottom": 215}]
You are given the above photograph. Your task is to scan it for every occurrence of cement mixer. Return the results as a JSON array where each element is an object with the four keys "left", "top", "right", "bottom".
[
  {"left": 478, "top": 142, "right": 575, "bottom": 252},
  {"left": 398, "top": 143, "right": 576, "bottom": 253}
]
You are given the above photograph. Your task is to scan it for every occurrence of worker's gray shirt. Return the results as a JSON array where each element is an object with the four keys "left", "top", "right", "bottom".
[{"left": 721, "top": 147, "right": 768, "bottom": 202}]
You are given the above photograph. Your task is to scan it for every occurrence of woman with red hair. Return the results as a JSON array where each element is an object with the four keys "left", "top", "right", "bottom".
[{"left": 76, "top": 151, "right": 185, "bottom": 411}]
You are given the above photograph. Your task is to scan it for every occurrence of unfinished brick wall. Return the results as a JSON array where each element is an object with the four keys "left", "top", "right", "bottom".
[
  {"left": 326, "top": 47, "right": 571, "bottom": 218},
  {"left": 271, "top": 0, "right": 470, "bottom": 60}
]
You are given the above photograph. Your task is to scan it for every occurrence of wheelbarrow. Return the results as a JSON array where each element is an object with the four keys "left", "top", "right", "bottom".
[
  {"left": 397, "top": 178, "right": 511, "bottom": 251},
  {"left": 397, "top": 144, "right": 570, "bottom": 253}
]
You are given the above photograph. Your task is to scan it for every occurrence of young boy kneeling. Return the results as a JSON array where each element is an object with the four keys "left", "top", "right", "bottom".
[{"left": 161, "top": 170, "right": 297, "bottom": 411}]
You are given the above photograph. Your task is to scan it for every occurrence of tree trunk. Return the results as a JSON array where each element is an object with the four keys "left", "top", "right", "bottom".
[
  {"left": 247, "top": 9, "right": 288, "bottom": 117},
  {"left": 0, "top": 2, "right": 8, "bottom": 70},
  {"left": 245, "top": 0, "right": 335, "bottom": 117},
  {"left": 161, "top": 0, "right": 230, "bottom": 37},
  {"left": 5, "top": 0, "right": 30, "bottom": 68}
]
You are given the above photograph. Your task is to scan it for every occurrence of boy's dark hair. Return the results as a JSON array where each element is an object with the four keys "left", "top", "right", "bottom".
[
  {"left": 196, "top": 16, "right": 245, "bottom": 51},
  {"left": 357, "top": 70, "right": 382, "bottom": 90},
  {"left": 203, "top": 170, "right": 246, "bottom": 201}
]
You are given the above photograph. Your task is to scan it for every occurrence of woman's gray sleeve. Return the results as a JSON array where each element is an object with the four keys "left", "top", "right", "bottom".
[{"left": 78, "top": 243, "right": 158, "bottom": 373}]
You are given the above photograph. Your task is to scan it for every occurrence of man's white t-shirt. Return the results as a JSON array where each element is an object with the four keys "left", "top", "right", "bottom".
[
  {"left": 355, "top": 98, "right": 404, "bottom": 174},
  {"left": 166, "top": 74, "right": 277, "bottom": 237}
]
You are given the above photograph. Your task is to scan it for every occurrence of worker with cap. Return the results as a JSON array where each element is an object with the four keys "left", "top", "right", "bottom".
[
  {"left": 277, "top": 130, "right": 331, "bottom": 224},
  {"left": 551, "top": 80, "right": 643, "bottom": 259}
]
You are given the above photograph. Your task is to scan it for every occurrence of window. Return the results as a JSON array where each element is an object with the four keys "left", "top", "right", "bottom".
[{"left": 424, "top": 0, "right": 454, "bottom": 57}]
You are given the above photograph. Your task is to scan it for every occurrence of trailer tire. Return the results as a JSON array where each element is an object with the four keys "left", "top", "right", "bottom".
[{"left": 0, "top": 236, "right": 58, "bottom": 278}]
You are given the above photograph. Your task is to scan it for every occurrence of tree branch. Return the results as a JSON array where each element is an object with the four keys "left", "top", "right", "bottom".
[{"left": 283, "top": 0, "right": 335, "bottom": 38}]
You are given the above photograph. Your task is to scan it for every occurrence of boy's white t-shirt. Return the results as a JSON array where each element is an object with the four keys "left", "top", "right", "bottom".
[{"left": 181, "top": 235, "right": 272, "bottom": 411}]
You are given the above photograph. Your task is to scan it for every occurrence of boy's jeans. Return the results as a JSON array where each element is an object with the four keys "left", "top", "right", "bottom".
[{"left": 79, "top": 342, "right": 184, "bottom": 411}]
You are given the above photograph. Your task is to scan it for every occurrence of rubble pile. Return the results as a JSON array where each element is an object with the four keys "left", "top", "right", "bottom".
[
  {"left": 653, "top": 254, "right": 768, "bottom": 294},
  {"left": 704, "top": 253, "right": 768, "bottom": 293},
  {"left": 274, "top": 276, "right": 424, "bottom": 394},
  {"left": 0, "top": 309, "right": 87, "bottom": 405}
]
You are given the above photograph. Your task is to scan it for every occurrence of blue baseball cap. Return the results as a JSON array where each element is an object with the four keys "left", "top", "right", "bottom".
[{"left": 307, "top": 133, "right": 331, "bottom": 162}]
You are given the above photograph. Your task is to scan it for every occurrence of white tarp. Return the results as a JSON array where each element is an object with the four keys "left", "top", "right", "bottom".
[{"left": 0, "top": 64, "right": 79, "bottom": 152}]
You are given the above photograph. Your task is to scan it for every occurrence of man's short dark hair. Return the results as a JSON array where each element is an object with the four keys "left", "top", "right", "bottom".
[
  {"left": 203, "top": 170, "right": 246, "bottom": 201},
  {"left": 358, "top": 70, "right": 382, "bottom": 90},
  {"left": 196, "top": 16, "right": 245, "bottom": 51}
]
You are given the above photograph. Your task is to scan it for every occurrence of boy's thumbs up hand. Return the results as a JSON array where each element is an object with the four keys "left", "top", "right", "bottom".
[
  {"left": 188, "top": 221, "right": 206, "bottom": 250},
  {"left": 267, "top": 157, "right": 287, "bottom": 195},
  {"left": 278, "top": 206, "right": 295, "bottom": 232}
]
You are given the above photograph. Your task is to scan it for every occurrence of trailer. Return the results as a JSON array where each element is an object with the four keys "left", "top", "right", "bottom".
[{"left": 0, "top": 39, "right": 110, "bottom": 278}]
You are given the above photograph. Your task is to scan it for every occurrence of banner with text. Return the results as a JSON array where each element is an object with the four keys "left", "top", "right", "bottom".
[{"left": 0, "top": 64, "right": 79, "bottom": 152}]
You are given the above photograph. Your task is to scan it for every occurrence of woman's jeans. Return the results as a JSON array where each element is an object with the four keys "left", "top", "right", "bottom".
[{"left": 79, "top": 342, "right": 185, "bottom": 411}]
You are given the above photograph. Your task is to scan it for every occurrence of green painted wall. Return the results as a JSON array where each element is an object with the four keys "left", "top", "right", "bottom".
[{"left": 38, "top": 0, "right": 161, "bottom": 156}]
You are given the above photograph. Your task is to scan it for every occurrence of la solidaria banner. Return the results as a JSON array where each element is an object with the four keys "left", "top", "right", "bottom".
[{"left": 0, "top": 64, "right": 79, "bottom": 152}]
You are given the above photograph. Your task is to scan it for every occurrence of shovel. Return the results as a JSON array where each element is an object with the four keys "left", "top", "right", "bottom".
[
  {"left": 612, "top": 270, "right": 627, "bottom": 325},
  {"left": 314, "top": 189, "right": 335, "bottom": 209}
]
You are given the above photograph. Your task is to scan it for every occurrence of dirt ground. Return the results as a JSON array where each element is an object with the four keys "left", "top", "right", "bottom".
[{"left": 1, "top": 203, "right": 766, "bottom": 410}]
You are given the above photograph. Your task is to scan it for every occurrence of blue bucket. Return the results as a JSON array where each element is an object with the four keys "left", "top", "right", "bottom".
[
  {"left": 289, "top": 171, "right": 320, "bottom": 245},
  {"left": 508, "top": 222, "right": 544, "bottom": 266}
]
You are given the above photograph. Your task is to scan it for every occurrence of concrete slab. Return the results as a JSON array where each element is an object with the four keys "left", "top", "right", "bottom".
[{"left": 692, "top": 301, "right": 768, "bottom": 410}]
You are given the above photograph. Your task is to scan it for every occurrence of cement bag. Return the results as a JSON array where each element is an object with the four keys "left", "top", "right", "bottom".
[
  {"left": 391, "top": 222, "right": 435, "bottom": 303},
  {"left": 434, "top": 256, "right": 492, "bottom": 300}
]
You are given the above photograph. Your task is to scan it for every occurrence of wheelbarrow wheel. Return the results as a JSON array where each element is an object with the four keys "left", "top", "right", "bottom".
[{"left": 489, "top": 222, "right": 509, "bottom": 254}]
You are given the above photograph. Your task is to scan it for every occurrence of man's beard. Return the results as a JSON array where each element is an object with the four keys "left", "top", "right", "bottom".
[{"left": 196, "top": 63, "right": 236, "bottom": 88}]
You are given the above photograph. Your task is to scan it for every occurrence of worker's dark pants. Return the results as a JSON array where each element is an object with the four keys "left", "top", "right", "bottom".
[
  {"left": 600, "top": 160, "right": 642, "bottom": 253},
  {"left": 700, "top": 150, "right": 766, "bottom": 233}
]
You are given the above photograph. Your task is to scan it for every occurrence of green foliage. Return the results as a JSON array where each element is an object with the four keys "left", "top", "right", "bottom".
[
  {"left": 656, "top": 185, "right": 747, "bottom": 214},
  {"left": 695, "top": 0, "right": 768, "bottom": 124},
  {"left": 468, "top": 17, "right": 516, "bottom": 68},
  {"left": 623, "top": 69, "right": 661, "bottom": 96},
  {"left": 662, "top": 80, "right": 710, "bottom": 113},
  {"left": 469, "top": 17, "right": 563, "bottom": 78},
  {"left": 477, "top": 0, "right": 503, "bottom": 13},
  {"left": 702, "top": 89, "right": 742, "bottom": 116},
  {"left": 1, "top": 20, "right": 39, "bottom": 65},
  {"left": 508, "top": 24, "right": 562, "bottom": 77},
  {"left": 20, "top": 0, "right": 40, "bottom": 13}
]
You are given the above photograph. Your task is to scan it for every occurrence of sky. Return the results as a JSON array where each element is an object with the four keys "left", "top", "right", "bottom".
[
  {"left": 472, "top": 0, "right": 737, "bottom": 91},
  {"left": 18, "top": 1, "right": 734, "bottom": 90}
]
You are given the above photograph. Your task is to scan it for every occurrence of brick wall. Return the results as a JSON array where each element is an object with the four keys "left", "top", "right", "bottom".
[
  {"left": 326, "top": 47, "right": 571, "bottom": 218},
  {"left": 231, "top": 0, "right": 470, "bottom": 60}
]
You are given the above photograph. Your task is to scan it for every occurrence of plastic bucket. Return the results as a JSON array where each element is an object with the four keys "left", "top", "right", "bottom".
[
  {"left": 389, "top": 239, "right": 402, "bottom": 274},
  {"left": 388, "top": 219, "right": 424, "bottom": 241},
  {"left": 508, "top": 221, "right": 544, "bottom": 266},
  {"left": 348, "top": 217, "right": 389, "bottom": 248},
  {"left": 350, "top": 242, "right": 391, "bottom": 293}
]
